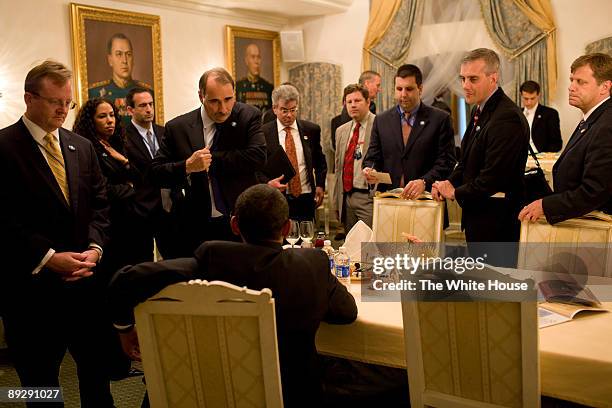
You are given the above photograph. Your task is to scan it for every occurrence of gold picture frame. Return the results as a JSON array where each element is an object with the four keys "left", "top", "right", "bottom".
[
  {"left": 70, "top": 3, "right": 164, "bottom": 123},
  {"left": 226, "top": 25, "right": 280, "bottom": 113}
]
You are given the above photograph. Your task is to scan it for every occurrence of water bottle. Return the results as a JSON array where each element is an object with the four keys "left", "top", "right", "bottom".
[
  {"left": 321, "top": 240, "right": 335, "bottom": 274},
  {"left": 334, "top": 246, "right": 351, "bottom": 289}
]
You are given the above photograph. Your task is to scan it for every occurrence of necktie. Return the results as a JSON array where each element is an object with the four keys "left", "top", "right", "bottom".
[
  {"left": 284, "top": 127, "right": 302, "bottom": 197},
  {"left": 402, "top": 113, "right": 412, "bottom": 146},
  {"left": 568, "top": 119, "right": 587, "bottom": 145},
  {"left": 208, "top": 127, "right": 227, "bottom": 215},
  {"left": 343, "top": 122, "right": 361, "bottom": 192},
  {"left": 43, "top": 133, "right": 69, "bottom": 204},
  {"left": 145, "top": 130, "right": 157, "bottom": 157}
]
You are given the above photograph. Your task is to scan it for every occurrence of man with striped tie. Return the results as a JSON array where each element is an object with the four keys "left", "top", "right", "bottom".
[{"left": 0, "top": 60, "right": 113, "bottom": 406}]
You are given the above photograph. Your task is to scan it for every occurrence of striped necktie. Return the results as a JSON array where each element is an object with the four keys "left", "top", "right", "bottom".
[{"left": 43, "top": 133, "right": 70, "bottom": 204}]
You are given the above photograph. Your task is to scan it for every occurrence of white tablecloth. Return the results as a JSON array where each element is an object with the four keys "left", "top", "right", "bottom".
[{"left": 316, "top": 284, "right": 612, "bottom": 407}]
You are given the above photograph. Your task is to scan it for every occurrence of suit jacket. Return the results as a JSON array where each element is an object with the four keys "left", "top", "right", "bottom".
[
  {"left": 449, "top": 88, "right": 529, "bottom": 240},
  {"left": 0, "top": 119, "right": 109, "bottom": 307},
  {"left": 543, "top": 98, "right": 612, "bottom": 224},
  {"left": 259, "top": 119, "right": 327, "bottom": 192},
  {"left": 108, "top": 240, "right": 357, "bottom": 407},
  {"left": 529, "top": 104, "right": 562, "bottom": 153},
  {"left": 334, "top": 111, "right": 376, "bottom": 219},
  {"left": 363, "top": 102, "right": 456, "bottom": 190},
  {"left": 125, "top": 122, "right": 167, "bottom": 218},
  {"left": 151, "top": 102, "right": 266, "bottom": 224}
]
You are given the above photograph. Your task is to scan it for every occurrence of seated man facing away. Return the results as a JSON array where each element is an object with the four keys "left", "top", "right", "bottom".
[{"left": 108, "top": 184, "right": 357, "bottom": 407}]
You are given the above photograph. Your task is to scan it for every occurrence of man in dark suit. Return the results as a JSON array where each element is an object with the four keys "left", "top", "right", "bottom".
[
  {"left": 520, "top": 80, "right": 562, "bottom": 153},
  {"left": 259, "top": 84, "right": 327, "bottom": 221},
  {"left": 0, "top": 60, "right": 113, "bottom": 406},
  {"left": 433, "top": 48, "right": 529, "bottom": 245},
  {"left": 330, "top": 71, "right": 381, "bottom": 149},
  {"left": 363, "top": 64, "right": 456, "bottom": 200},
  {"left": 151, "top": 67, "right": 266, "bottom": 255},
  {"left": 125, "top": 87, "right": 178, "bottom": 260},
  {"left": 108, "top": 184, "right": 357, "bottom": 407},
  {"left": 520, "top": 53, "right": 612, "bottom": 225}
]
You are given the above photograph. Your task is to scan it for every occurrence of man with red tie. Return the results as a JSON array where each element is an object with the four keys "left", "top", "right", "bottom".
[
  {"left": 259, "top": 84, "right": 327, "bottom": 221},
  {"left": 363, "top": 64, "right": 455, "bottom": 200},
  {"left": 334, "top": 84, "right": 376, "bottom": 230},
  {"left": 434, "top": 48, "right": 529, "bottom": 246}
]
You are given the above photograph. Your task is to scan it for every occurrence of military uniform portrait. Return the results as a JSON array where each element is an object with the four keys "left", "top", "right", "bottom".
[
  {"left": 226, "top": 26, "right": 280, "bottom": 114},
  {"left": 71, "top": 4, "right": 164, "bottom": 124}
]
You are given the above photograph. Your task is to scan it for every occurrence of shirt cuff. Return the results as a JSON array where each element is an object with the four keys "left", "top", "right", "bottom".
[
  {"left": 88, "top": 243, "right": 103, "bottom": 263},
  {"left": 32, "top": 248, "right": 55, "bottom": 275},
  {"left": 113, "top": 323, "right": 135, "bottom": 333}
]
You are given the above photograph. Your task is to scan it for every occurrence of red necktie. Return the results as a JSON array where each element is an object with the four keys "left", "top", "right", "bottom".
[
  {"left": 343, "top": 122, "right": 361, "bottom": 192},
  {"left": 284, "top": 127, "right": 302, "bottom": 197}
]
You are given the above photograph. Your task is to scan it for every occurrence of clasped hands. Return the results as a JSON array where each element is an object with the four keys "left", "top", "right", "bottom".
[
  {"left": 431, "top": 180, "right": 455, "bottom": 201},
  {"left": 46, "top": 249, "right": 100, "bottom": 281},
  {"left": 186, "top": 147, "right": 212, "bottom": 173}
]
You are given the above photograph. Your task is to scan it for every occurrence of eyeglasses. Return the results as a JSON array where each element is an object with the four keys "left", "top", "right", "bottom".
[
  {"left": 278, "top": 107, "right": 298, "bottom": 115},
  {"left": 29, "top": 91, "right": 76, "bottom": 110}
]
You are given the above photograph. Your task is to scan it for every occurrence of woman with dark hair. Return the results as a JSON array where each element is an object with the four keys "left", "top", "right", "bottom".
[{"left": 73, "top": 97, "right": 141, "bottom": 380}]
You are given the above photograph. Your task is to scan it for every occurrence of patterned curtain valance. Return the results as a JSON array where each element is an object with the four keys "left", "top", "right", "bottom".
[{"left": 480, "top": 0, "right": 557, "bottom": 104}]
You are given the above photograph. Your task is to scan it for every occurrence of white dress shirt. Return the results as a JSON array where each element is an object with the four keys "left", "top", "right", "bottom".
[
  {"left": 276, "top": 119, "right": 311, "bottom": 194},
  {"left": 200, "top": 106, "right": 223, "bottom": 218},
  {"left": 523, "top": 103, "right": 538, "bottom": 152}
]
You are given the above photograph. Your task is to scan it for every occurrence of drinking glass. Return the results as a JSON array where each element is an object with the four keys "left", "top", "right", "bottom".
[
  {"left": 286, "top": 220, "right": 300, "bottom": 248},
  {"left": 300, "top": 221, "right": 315, "bottom": 244}
]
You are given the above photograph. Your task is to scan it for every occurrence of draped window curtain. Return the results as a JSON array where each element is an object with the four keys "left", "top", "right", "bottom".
[
  {"left": 363, "top": 0, "right": 557, "bottom": 107},
  {"left": 289, "top": 62, "right": 342, "bottom": 170}
]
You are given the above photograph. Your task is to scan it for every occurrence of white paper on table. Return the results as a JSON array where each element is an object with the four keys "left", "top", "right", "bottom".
[
  {"left": 538, "top": 307, "right": 571, "bottom": 328},
  {"left": 343, "top": 220, "right": 373, "bottom": 263}
]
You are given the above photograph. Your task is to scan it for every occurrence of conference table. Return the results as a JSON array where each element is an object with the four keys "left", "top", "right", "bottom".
[{"left": 316, "top": 282, "right": 612, "bottom": 407}]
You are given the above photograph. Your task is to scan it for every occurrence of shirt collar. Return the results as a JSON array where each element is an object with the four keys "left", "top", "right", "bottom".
[
  {"left": 524, "top": 102, "right": 538, "bottom": 115},
  {"left": 583, "top": 96, "right": 610, "bottom": 121},
  {"left": 131, "top": 120, "right": 153, "bottom": 136},
  {"left": 200, "top": 105, "right": 215, "bottom": 129},
  {"left": 277, "top": 118, "right": 297, "bottom": 133},
  {"left": 478, "top": 86, "right": 498, "bottom": 112},
  {"left": 22, "top": 114, "right": 59, "bottom": 145},
  {"left": 397, "top": 102, "right": 420, "bottom": 125}
]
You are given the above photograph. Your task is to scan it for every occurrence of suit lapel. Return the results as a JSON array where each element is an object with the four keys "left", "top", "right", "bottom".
[
  {"left": 296, "top": 120, "right": 312, "bottom": 173},
  {"left": 363, "top": 112, "right": 375, "bottom": 156},
  {"left": 59, "top": 129, "right": 78, "bottom": 210},
  {"left": 127, "top": 123, "right": 153, "bottom": 160},
  {"left": 390, "top": 108, "right": 404, "bottom": 152},
  {"left": 188, "top": 108, "right": 205, "bottom": 151},
  {"left": 558, "top": 100, "right": 609, "bottom": 161}
]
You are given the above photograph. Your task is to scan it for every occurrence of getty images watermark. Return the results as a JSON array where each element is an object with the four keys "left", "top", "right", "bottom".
[{"left": 359, "top": 242, "right": 539, "bottom": 302}]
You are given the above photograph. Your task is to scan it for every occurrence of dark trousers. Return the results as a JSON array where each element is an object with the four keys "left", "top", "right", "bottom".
[
  {"left": 286, "top": 192, "right": 316, "bottom": 221},
  {"left": 3, "top": 281, "right": 113, "bottom": 407}
]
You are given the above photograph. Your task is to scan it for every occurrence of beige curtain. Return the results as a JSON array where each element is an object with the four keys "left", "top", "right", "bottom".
[
  {"left": 362, "top": 0, "right": 402, "bottom": 70},
  {"left": 513, "top": 0, "right": 557, "bottom": 99}
]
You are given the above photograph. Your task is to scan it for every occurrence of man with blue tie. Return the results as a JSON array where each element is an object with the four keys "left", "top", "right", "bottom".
[
  {"left": 151, "top": 67, "right": 266, "bottom": 255},
  {"left": 0, "top": 60, "right": 113, "bottom": 406},
  {"left": 520, "top": 53, "right": 612, "bottom": 224},
  {"left": 125, "top": 87, "right": 179, "bottom": 260}
]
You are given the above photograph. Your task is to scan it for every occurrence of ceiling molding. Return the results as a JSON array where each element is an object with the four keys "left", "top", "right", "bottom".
[{"left": 123, "top": 0, "right": 289, "bottom": 27}]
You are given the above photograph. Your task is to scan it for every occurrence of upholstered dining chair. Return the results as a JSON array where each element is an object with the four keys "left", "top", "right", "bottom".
[
  {"left": 135, "top": 280, "right": 283, "bottom": 408},
  {"left": 401, "top": 296, "right": 539, "bottom": 407}
]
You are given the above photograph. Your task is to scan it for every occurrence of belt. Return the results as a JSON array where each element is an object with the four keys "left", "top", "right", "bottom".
[{"left": 345, "top": 188, "right": 369, "bottom": 195}]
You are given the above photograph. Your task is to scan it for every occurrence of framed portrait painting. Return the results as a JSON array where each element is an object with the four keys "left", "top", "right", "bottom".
[
  {"left": 70, "top": 3, "right": 164, "bottom": 123},
  {"left": 225, "top": 25, "right": 280, "bottom": 113}
]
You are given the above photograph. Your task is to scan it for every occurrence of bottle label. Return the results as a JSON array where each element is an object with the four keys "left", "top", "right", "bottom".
[{"left": 336, "top": 264, "right": 350, "bottom": 278}]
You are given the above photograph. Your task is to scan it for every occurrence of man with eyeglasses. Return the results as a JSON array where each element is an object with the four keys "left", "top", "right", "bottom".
[
  {"left": 151, "top": 67, "right": 266, "bottom": 255},
  {"left": 0, "top": 60, "right": 113, "bottom": 406},
  {"left": 334, "top": 83, "right": 376, "bottom": 230},
  {"left": 258, "top": 84, "right": 327, "bottom": 221}
]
